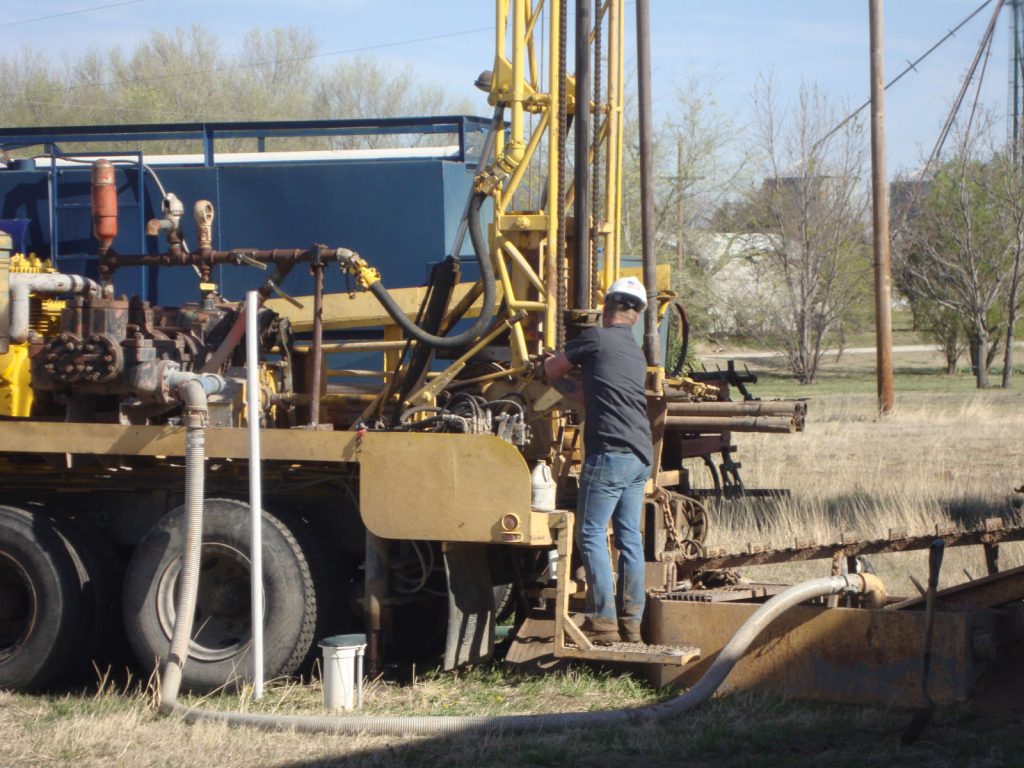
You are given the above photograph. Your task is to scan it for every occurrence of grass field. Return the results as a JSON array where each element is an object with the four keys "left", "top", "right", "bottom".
[{"left": 4, "top": 346, "right": 1024, "bottom": 767}]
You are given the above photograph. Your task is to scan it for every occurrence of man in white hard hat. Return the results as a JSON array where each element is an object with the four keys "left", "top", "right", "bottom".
[{"left": 541, "top": 276, "right": 653, "bottom": 644}]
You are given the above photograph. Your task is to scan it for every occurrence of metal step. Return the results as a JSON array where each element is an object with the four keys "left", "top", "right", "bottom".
[
  {"left": 505, "top": 612, "right": 700, "bottom": 669},
  {"left": 557, "top": 640, "right": 700, "bottom": 666}
]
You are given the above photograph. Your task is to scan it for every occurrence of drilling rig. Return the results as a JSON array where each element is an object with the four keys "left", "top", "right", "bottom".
[{"left": 0, "top": 1, "right": 1020, "bottom": 707}]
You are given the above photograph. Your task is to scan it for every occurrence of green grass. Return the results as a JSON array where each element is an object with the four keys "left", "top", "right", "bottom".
[{"left": 696, "top": 340, "right": 1024, "bottom": 399}]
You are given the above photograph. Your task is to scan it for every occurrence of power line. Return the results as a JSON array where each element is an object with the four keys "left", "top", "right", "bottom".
[
  {"left": 0, "top": 0, "right": 150, "bottom": 29},
  {"left": 814, "top": 0, "right": 996, "bottom": 151}
]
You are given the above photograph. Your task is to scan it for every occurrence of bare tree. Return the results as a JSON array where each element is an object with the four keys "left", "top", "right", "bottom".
[
  {"left": 311, "top": 56, "right": 472, "bottom": 149},
  {"left": 737, "top": 78, "right": 871, "bottom": 383},
  {"left": 989, "top": 148, "right": 1024, "bottom": 387},
  {"left": 0, "top": 25, "right": 470, "bottom": 156}
]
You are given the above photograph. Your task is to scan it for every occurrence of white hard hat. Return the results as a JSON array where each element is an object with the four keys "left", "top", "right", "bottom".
[{"left": 605, "top": 276, "right": 648, "bottom": 310}]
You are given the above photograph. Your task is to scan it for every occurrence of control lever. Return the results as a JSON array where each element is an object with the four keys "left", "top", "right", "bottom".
[
  {"left": 266, "top": 280, "right": 303, "bottom": 309},
  {"left": 233, "top": 252, "right": 269, "bottom": 270}
]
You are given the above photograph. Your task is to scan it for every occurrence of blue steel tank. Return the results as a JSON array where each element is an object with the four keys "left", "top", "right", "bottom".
[{"left": 0, "top": 117, "right": 491, "bottom": 305}]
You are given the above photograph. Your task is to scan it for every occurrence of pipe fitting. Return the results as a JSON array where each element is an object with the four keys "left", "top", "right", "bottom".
[
  {"left": 146, "top": 193, "right": 185, "bottom": 238},
  {"left": 8, "top": 273, "right": 101, "bottom": 343},
  {"left": 194, "top": 200, "right": 215, "bottom": 251},
  {"left": 850, "top": 572, "right": 888, "bottom": 609}
]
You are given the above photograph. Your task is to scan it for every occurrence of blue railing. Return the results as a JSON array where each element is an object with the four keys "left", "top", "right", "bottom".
[{"left": 0, "top": 116, "right": 493, "bottom": 167}]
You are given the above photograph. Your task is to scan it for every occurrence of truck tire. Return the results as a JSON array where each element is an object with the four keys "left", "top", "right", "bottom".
[
  {"left": 122, "top": 498, "right": 317, "bottom": 691},
  {"left": 47, "top": 512, "right": 123, "bottom": 678},
  {"left": 0, "top": 506, "right": 82, "bottom": 690}
]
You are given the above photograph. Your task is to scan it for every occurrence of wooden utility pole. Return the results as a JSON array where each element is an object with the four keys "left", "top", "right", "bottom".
[
  {"left": 677, "top": 136, "right": 685, "bottom": 266},
  {"left": 870, "top": 0, "right": 895, "bottom": 414}
]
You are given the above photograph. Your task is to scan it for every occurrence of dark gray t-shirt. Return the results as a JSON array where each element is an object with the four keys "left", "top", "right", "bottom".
[{"left": 565, "top": 323, "right": 652, "bottom": 466}]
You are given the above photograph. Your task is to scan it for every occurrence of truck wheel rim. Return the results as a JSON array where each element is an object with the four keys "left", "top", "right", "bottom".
[
  {"left": 0, "top": 552, "right": 36, "bottom": 663},
  {"left": 157, "top": 543, "right": 255, "bottom": 663}
]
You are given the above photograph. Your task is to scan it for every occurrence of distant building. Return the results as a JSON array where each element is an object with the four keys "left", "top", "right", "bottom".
[{"left": 686, "top": 231, "right": 781, "bottom": 337}]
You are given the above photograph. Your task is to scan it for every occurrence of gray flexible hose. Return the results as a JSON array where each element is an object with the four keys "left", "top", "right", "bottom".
[
  {"left": 158, "top": 373, "right": 225, "bottom": 714},
  {"left": 644, "top": 573, "right": 884, "bottom": 718},
  {"left": 160, "top": 495, "right": 884, "bottom": 737}
]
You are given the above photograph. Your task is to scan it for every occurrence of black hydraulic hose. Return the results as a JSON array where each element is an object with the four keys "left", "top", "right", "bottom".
[{"left": 366, "top": 193, "right": 496, "bottom": 350}]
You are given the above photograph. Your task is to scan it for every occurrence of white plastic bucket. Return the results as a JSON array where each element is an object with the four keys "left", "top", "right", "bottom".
[{"left": 320, "top": 633, "right": 366, "bottom": 711}]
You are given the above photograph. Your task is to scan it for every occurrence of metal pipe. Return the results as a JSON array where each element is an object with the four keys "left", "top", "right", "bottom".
[
  {"left": 573, "top": 0, "right": 593, "bottom": 310},
  {"left": 870, "top": 0, "right": 895, "bottom": 416},
  {"left": 202, "top": 263, "right": 295, "bottom": 374},
  {"left": 101, "top": 246, "right": 352, "bottom": 273},
  {"left": 323, "top": 369, "right": 387, "bottom": 379},
  {"left": 311, "top": 340, "right": 416, "bottom": 353},
  {"left": 8, "top": 273, "right": 100, "bottom": 343},
  {"left": 310, "top": 263, "right": 324, "bottom": 426},
  {"left": 364, "top": 531, "right": 389, "bottom": 677},
  {"left": 666, "top": 401, "right": 807, "bottom": 418},
  {"left": 556, "top": 0, "right": 570, "bottom": 347},
  {"left": 545, "top": 0, "right": 563, "bottom": 349},
  {"left": 245, "top": 292, "right": 265, "bottom": 700},
  {"left": 635, "top": 0, "right": 660, "bottom": 365},
  {"left": 664, "top": 415, "right": 800, "bottom": 434}
]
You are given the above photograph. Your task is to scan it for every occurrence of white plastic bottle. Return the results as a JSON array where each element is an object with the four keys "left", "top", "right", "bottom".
[{"left": 530, "top": 459, "right": 557, "bottom": 512}]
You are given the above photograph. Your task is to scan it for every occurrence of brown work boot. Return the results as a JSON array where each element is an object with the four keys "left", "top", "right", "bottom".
[
  {"left": 582, "top": 616, "right": 619, "bottom": 645},
  {"left": 619, "top": 619, "right": 642, "bottom": 644}
]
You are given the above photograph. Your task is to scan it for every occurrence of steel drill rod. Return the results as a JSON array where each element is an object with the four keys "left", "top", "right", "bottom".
[
  {"left": 573, "top": 0, "right": 593, "bottom": 310},
  {"left": 664, "top": 415, "right": 799, "bottom": 434},
  {"left": 635, "top": 0, "right": 660, "bottom": 365},
  {"left": 666, "top": 401, "right": 807, "bottom": 418}
]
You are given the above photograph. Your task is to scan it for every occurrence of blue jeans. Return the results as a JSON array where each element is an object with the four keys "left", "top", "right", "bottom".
[{"left": 575, "top": 451, "right": 650, "bottom": 624}]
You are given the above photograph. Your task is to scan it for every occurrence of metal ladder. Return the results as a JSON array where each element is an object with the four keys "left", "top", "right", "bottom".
[{"left": 549, "top": 511, "right": 700, "bottom": 666}]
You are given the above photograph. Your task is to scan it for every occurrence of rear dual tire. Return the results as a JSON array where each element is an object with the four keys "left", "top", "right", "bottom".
[
  {"left": 0, "top": 506, "right": 82, "bottom": 690},
  {"left": 122, "top": 499, "right": 318, "bottom": 691}
]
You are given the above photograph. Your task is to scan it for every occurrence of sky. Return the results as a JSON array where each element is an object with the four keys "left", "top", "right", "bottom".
[{"left": 3, "top": 0, "right": 1016, "bottom": 176}]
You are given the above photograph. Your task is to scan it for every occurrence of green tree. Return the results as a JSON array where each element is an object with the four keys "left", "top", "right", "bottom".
[{"left": 894, "top": 148, "right": 1017, "bottom": 388}]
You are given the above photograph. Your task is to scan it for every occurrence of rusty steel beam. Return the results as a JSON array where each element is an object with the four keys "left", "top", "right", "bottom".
[
  {"left": 890, "top": 563, "right": 1024, "bottom": 610},
  {"left": 665, "top": 415, "right": 800, "bottom": 434},
  {"left": 678, "top": 522, "right": 1024, "bottom": 570}
]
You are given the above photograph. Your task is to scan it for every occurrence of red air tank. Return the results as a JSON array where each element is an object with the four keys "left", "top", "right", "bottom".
[{"left": 91, "top": 159, "right": 118, "bottom": 255}]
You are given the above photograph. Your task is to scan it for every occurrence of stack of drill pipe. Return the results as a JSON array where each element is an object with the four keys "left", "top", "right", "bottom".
[{"left": 664, "top": 400, "right": 806, "bottom": 434}]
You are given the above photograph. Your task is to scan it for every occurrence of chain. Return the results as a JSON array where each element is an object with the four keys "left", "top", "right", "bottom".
[
  {"left": 556, "top": 0, "right": 568, "bottom": 350},
  {"left": 591, "top": 1, "right": 604, "bottom": 308}
]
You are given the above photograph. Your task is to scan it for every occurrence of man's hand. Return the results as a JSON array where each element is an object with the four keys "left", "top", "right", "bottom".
[{"left": 529, "top": 352, "right": 554, "bottom": 382}]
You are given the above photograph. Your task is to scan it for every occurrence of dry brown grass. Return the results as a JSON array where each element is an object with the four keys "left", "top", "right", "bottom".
[
  {"left": 4, "top": 669, "right": 1021, "bottom": 768},
  {"left": 707, "top": 389, "right": 1024, "bottom": 592},
  {"left": 5, "top": 386, "right": 1024, "bottom": 766}
]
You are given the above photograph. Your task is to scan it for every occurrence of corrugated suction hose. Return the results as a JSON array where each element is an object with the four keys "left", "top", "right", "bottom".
[{"left": 159, "top": 449, "right": 886, "bottom": 737}]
